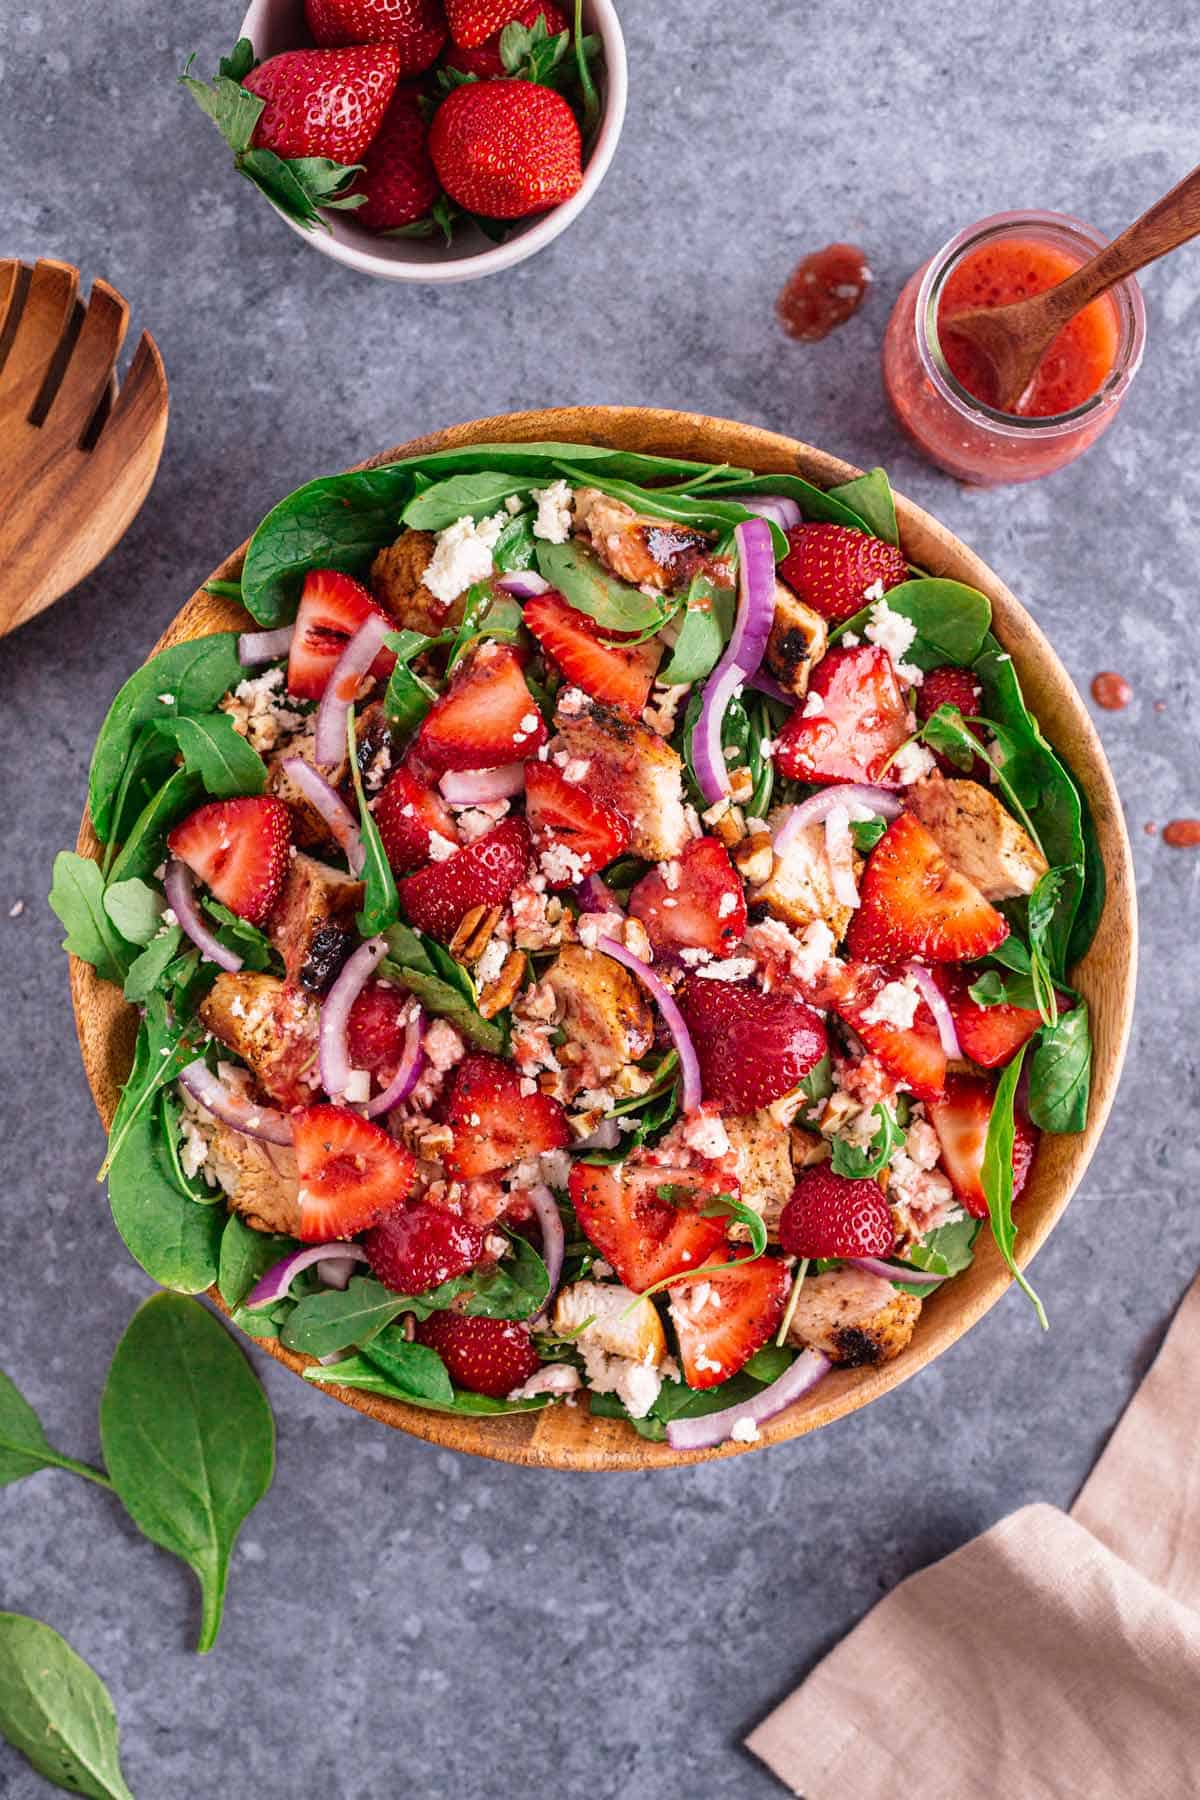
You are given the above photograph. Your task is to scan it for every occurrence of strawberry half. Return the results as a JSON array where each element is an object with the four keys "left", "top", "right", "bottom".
[
  {"left": 677, "top": 976, "right": 827, "bottom": 1113},
  {"left": 523, "top": 759, "right": 631, "bottom": 887},
  {"left": 374, "top": 763, "right": 460, "bottom": 874},
  {"left": 628, "top": 837, "right": 747, "bottom": 959},
  {"left": 568, "top": 1161, "right": 732, "bottom": 1294},
  {"left": 523, "top": 590, "right": 662, "bottom": 714},
  {"left": 363, "top": 1200, "right": 484, "bottom": 1293},
  {"left": 287, "top": 569, "right": 395, "bottom": 701},
  {"left": 305, "top": 0, "right": 447, "bottom": 73},
  {"left": 778, "top": 522, "right": 908, "bottom": 624},
  {"left": 778, "top": 1166, "right": 895, "bottom": 1259},
  {"left": 669, "top": 1255, "right": 790, "bottom": 1389},
  {"left": 916, "top": 665, "right": 986, "bottom": 779},
  {"left": 444, "top": 0, "right": 522, "bottom": 47},
  {"left": 446, "top": 2, "right": 570, "bottom": 76},
  {"left": 243, "top": 45, "right": 402, "bottom": 164},
  {"left": 292, "top": 1104, "right": 416, "bottom": 1242},
  {"left": 416, "top": 643, "right": 547, "bottom": 772},
  {"left": 429, "top": 79, "right": 582, "bottom": 219},
  {"left": 351, "top": 85, "right": 439, "bottom": 232},
  {"left": 774, "top": 644, "right": 911, "bottom": 787},
  {"left": 846, "top": 812, "right": 1010, "bottom": 964},
  {"left": 397, "top": 816, "right": 532, "bottom": 941},
  {"left": 444, "top": 1053, "right": 569, "bottom": 1178},
  {"left": 933, "top": 966, "right": 1064, "bottom": 1070},
  {"left": 415, "top": 1313, "right": 541, "bottom": 1398},
  {"left": 832, "top": 962, "right": 947, "bottom": 1102},
  {"left": 928, "top": 1073, "right": 1039, "bottom": 1220},
  {"left": 347, "top": 981, "right": 412, "bottom": 1074},
  {"left": 167, "top": 796, "right": 292, "bottom": 926}
]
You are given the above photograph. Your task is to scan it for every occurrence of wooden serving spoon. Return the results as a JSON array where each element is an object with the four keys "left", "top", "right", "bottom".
[
  {"left": 0, "top": 258, "right": 168, "bottom": 639},
  {"left": 942, "top": 163, "right": 1200, "bottom": 414}
]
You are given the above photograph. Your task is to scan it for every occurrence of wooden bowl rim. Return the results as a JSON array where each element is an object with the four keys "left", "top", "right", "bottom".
[{"left": 70, "top": 406, "right": 1137, "bottom": 1471}]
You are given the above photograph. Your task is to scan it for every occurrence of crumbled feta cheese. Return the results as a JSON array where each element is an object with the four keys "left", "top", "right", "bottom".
[
  {"left": 694, "top": 955, "right": 757, "bottom": 982},
  {"left": 342, "top": 1068, "right": 372, "bottom": 1105},
  {"left": 678, "top": 946, "right": 713, "bottom": 967},
  {"left": 659, "top": 859, "right": 681, "bottom": 892},
  {"left": 840, "top": 631, "right": 861, "bottom": 647},
  {"left": 8, "top": 900, "right": 24, "bottom": 918},
  {"left": 508, "top": 1363, "right": 582, "bottom": 1401},
  {"left": 577, "top": 908, "right": 626, "bottom": 950},
  {"left": 801, "top": 689, "right": 826, "bottom": 717},
  {"left": 539, "top": 842, "right": 587, "bottom": 886},
  {"left": 891, "top": 740, "right": 937, "bottom": 785},
  {"left": 531, "top": 479, "right": 574, "bottom": 544},
  {"left": 579, "top": 1344, "right": 663, "bottom": 1419},
  {"left": 592, "top": 1258, "right": 614, "bottom": 1279},
  {"left": 682, "top": 1110, "right": 731, "bottom": 1159},
  {"left": 860, "top": 976, "right": 920, "bottom": 1031},
  {"left": 423, "top": 512, "right": 505, "bottom": 605},
  {"left": 427, "top": 831, "right": 458, "bottom": 863},
  {"left": 157, "top": 693, "right": 174, "bottom": 705},
  {"left": 865, "top": 596, "right": 917, "bottom": 663},
  {"left": 717, "top": 890, "right": 738, "bottom": 919},
  {"left": 730, "top": 1415, "right": 761, "bottom": 1444},
  {"left": 561, "top": 757, "right": 591, "bottom": 784},
  {"left": 505, "top": 494, "right": 525, "bottom": 515},
  {"left": 862, "top": 578, "right": 886, "bottom": 603},
  {"left": 423, "top": 1018, "right": 466, "bottom": 1072},
  {"left": 221, "top": 665, "right": 307, "bottom": 753},
  {"left": 476, "top": 937, "right": 509, "bottom": 986}
]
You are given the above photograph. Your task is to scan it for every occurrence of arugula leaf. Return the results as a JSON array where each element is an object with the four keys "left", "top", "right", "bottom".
[
  {"left": 102, "top": 877, "right": 164, "bottom": 946},
  {"left": 980, "top": 1043, "right": 1047, "bottom": 1328},
  {"left": 201, "top": 900, "right": 279, "bottom": 972},
  {"left": 700, "top": 1194, "right": 768, "bottom": 1258},
  {"left": 830, "top": 1102, "right": 905, "bottom": 1178},
  {"left": 831, "top": 578, "right": 992, "bottom": 668},
  {"left": 658, "top": 576, "right": 735, "bottom": 685},
  {"left": 850, "top": 815, "right": 887, "bottom": 852},
  {"left": 402, "top": 472, "right": 534, "bottom": 529},
  {"left": 122, "top": 924, "right": 183, "bottom": 1003},
  {"left": 217, "top": 1214, "right": 300, "bottom": 1310},
  {"left": 151, "top": 710, "right": 267, "bottom": 798},
  {"left": 105, "top": 765, "right": 204, "bottom": 886},
  {"left": 0, "top": 1371, "right": 112, "bottom": 1491},
  {"left": 49, "top": 853, "right": 134, "bottom": 985},
  {"left": 98, "top": 725, "right": 177, "bottom": 868},
  {"left": 796, "top": 1052, "right": 834, "bottom": 1108},
  {"left": 0, "top": 1614, "right": 135, "bottom": 1799},
  {"left": 825, "top": 466, "right": 898, "bottom": 544},
  {"left": 347, "top": 710, "right": 398, "bottom": 936},
  {"left": 535, "top": 538, "right": 665, "bottom": 631},
  {"left": 1028, "top": 1002, "right": 1092, "bottom": 1134}
]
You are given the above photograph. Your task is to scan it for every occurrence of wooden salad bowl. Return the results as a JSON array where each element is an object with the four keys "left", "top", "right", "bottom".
[{"left": 70, "top": 407, "right": 1137, "bottom": 1470}]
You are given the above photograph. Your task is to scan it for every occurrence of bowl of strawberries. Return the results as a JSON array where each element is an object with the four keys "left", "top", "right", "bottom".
[{"left": 183, "top": 0, "right": 625, "bottom": 280}]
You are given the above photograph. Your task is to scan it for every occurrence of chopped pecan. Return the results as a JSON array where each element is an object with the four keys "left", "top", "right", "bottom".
[
  {"left": 728, "top": 765, "right": 754, "bottom": 804},
  {"left": 478, "top": 949, "right": 526, "bottom": 1020},
  {"left": 449, "top": 904, "right": 503, "bottom": 965},
  {"left": 733, "top": 831, "right": 774, "bottom": 885}
]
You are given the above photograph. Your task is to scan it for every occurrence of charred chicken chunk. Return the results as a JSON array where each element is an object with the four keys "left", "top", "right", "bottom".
[
  {"left": 906, "top": 771, "right": 1049, "bottom": 900},
  {"left": 544, "top": 944, "right": 654, "bottom": 1085},
  {"left": 573, "top": 487, "right": 711, "bottom": 591},
  {"left": 554, "top": 695, "right": 689, "bottom": 859},
  {"left": 199, "top": 973, "right": 320, "bottom": 1108},
  {"left": 786, "top": 1266, "right": 921, "bottom": 1366},
  {"left": 268, "top": 852, "right": 364, "bottom": 992}
]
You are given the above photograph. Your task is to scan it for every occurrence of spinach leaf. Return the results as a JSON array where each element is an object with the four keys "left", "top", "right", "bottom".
[
  {"left": 492, "top": 509, "right": 536, "bottom": 572},
  {"left": 347, "top": 710, "right": 398, "bottom": 936},
  {"left": 0, "top": 1614, "right": 134, "bottom": 1800},
  {"left": 280, "top": 1277, "right": 404, "bottom": 1358},
  {"left": 702, "top": 468, "right": 873, "bottom": 532},
  {"left": 304, "top": 1356, "right": 552, "bottom": 1414},
  {"left": 151, "top": 710, "right": 267, "bottom": 798},
  {"left": 968, "top": 965, "right": 1042, "bottom": 1012},
  {"left": 359, "top": 1326, "right": 455, "bottom": 1403},
  {"left": 402, "top": 472, "right": 533, "bottom": 529},
  {"left": 905, "top": 1214, "right": 980, "bottom": 1278},
  {"left": 217, "top": 1214, "right": 300, "bottom": 1310},
  {"left": 534, "top": 538, "right": 664, "bottom": 631},
  {"left": 0, "top": 1370, "right": 111, "bottom": 1491},
  {"left": 1067, "top": 778, "right": 1107, "bottom": 966},
  {"left": 49, "top": 853, "right": 133, "bottom": 984},
  {"left": 378, "top": 927, "right": 504, "bottom": 1054},
  {"left": 102, "top": 877, "right": 164, "bottom": 946},
  {"left": 657, "top": 576, "right": 734, "bottom": 685},
  {"left": 105, "top": 766, "right": 204, "bottom": 886},
  {"left": 552, "top": 467, "right": 789, "bottom": 561},
  {"left": 108, "top": 1099, "right": 224, "bottom": 1292},
  {"left": 742, "top": 1343, "right": 795, "bottom": 1383},
  {"left": 99, "top": 1293, "right": 275, "bottom": 1653},
  {"left": 826, "top": 466, "right": 898, "bottom": 544},
  {"left": 1028, "top": 1002, "right": 1092, "bottom": 1134},
  {"left": 980, "top": 1044, "right": 1047, "bottom": 1327},
  {"left": 382, "top": 628, "right": 441, "bottom": 735},
  {"left": 830, "top": 1103, "right": 905, "bottom": 1178},
  {"left": 850, "top": 815, "right": 887, "bottom": 852},
  {"left": 88, "top": 635, "right": 243, "bottom": 840},
  {"left": 831, "top": 578, "right": 992, "bottom": 669},
  {"left": 100, "top": 994, "right": 197, "bottom": 1181}
]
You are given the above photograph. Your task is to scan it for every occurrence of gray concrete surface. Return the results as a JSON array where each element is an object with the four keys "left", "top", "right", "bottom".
[{"left": 3, "top": 1, "right": 1199, "bottom": 1794}]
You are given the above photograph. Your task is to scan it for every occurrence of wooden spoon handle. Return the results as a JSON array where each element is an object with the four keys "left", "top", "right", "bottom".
[{"left": 1038, "top": 162, "right": 1200, "bottom": 330}]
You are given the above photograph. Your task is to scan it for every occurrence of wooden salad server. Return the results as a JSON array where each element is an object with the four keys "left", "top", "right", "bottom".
[
  {"left": 0, "top": 258, "right": 168, "bottom": 638},
  {"left": 944, "top": 162, "right": 1200, "bottom": 412}
]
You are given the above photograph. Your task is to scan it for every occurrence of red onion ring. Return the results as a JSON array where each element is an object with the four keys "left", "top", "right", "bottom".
[
  {"left": 666, "top": 1346, "right": 831, "bottom": 1450},
  {"left": 575, "top": 873, "right": 621, "bottom": 914},
  {"left": 314, "top": 611, "right": 391, "bottom": 770},
  {"left": 850, "top": 1256, "right": 949, "bottom": 1287},
  {"left": 746, "top": 669, "right": 792, "bottom": 705},
  {"left": 165, "top": 859, "right": 243, "bottom": 973},
  {"left": 904, "top": 963, "right": 963, "bottom": 1059},
  {"left": 317, "top": 1256, "right": 356, "bottom": 1290},
  {"left": 496, "top": 571, "right": 550, "bottom": 599},
  {"left": 772, "top": 785, "right": 903, "bottom": 856},
  {"left": 319, "top": 935, "right": 388, "bottom": 1098},
  {"left": 693, "top": 518, "right": 778, "bottom": 805},
  {"left": 365, "top": 1007, "right": 425, "bottom": 1118},
  {"left": 282, "top": 757, "right": 365, "bottom": 874},
  {"left": 439, "top": 763, "right": 525, "bottom": 804},
  {"left": 527, "top": 1183, "right": 565, "bottom": 1324},
  {"left": 238, "top": 625, "right": 294, "bottom": 665},
  {"left": 596, "top": 935, "right": 702, "bottom": 1113},
  {"left": 576, "top": 1116, "right": 621, "bottom": 1152},
  {"left": 178, "top": 1057, "right": 293, "bottom": 1146},
  {"left": 723, "top": 494, "right": 802, "bottom": 531},
  {"left": 246, "top": 1242, "right": 368, "bottom": 1311},
  {"left": 823, "top": 805, "right": 860, "bottom": 910}
]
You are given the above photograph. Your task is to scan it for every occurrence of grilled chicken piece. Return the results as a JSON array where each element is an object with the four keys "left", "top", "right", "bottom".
[
  {"left": 267, "top": 729, "right": 347, "bottom": 851},
  {"left": 765, "top": 581, "right": 828, "bottom": 698},
  {"left": 544, "top": 944, "right": 654, "bottom": 1084},
  {"left": 554, "top": 697, "right": 689, "bottom": 859},
  {"left": 786, "top": 1267, "right": 921, "bottom": 1366},
  {"left": 370, "top": 527, "right": 468, "bottom": 635},
  {"left": 199, "top": 973, "right": 320, "bottom": 1108},
  {"left": 905, "top": 772, "right": 1048, "bottom": 901},
  {"left": 724, "top": 1111, "right": 796, "bottom": 1241},
  {"left": 750, "top": 812, "right": 856, "bottom": 937},
  {"left": 552, "top": 1279, "right": 667, "bottom": 1364},
  {"left": 207, "top": 1125, "right": 301, "bottom": 1237},
  {"left": 573, "top": 487, "right": 711, "bottom": 592},
  {"left": 269, "top": 853, "right": 364, "bottom": 992}
]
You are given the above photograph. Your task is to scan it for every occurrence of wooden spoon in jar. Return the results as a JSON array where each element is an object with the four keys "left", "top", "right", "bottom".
[
  {"left": 0, "top": 258, "right": 168, "bottom": 638},
  {"left": 941, "top": 163, "right": 1200, "bottom": 414}
]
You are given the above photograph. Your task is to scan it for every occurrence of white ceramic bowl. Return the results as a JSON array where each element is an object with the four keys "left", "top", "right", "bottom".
[{"left": 236, "top": 0, "right": 627, "bottom": 282}]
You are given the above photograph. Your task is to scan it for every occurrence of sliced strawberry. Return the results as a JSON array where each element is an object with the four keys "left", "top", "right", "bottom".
[
  {"left": 167, "top": 796, "right": 292, "bottom": 926},
  {"left": 628, "top": 837, "right": 747, "bottom": 959},
  {"left": 832, "top": 962, "right": 947, "bottom": 1102},
  {"left": 523, "top": 589, "right": 662, "bottom": 714},
  {"left": 374, "top": 763, "right": 460, "bottom": 874},
  {"left": 669, "top": 1255, "right": 789, "bottom": 1390},
  {"left": 416, "top": 643, "right": 547, "bottom": 772},
  {"left": 778, "top": 522, "right": 908, "bottom": 624},
  {"left": 568, "top": 1161, "right": 732, "bottom": 1294},
  {"left": 774, "top": 645, "right": 911, "bottom": 787},
  {"left": 286, "top": 569, "right": 395, "bottom": 701},
  {"left": 523, "top": 759, "right": 631, "bottom": 887},
  {"left": 414, "top": 1313, "right": 541, "bottom": 1398},
  {"left": 846, "top": 812, "right": 1010, "bottom": 964},
  {"left": 677, "top": 976, "right": 827, "bottom": 1113},
  {"left": 363, "top": 1200, "right": 484, "bottom": 1294},
  {"left": 444, "top": 1053, "right": 569, "bottom": 1178},
  {"left": 397, "top": 816, "right": 531, "bottom": 942},
  {"left": 347, "top": 981, "right": 411, "bottom": 1074},
  {"left": 778, "top": 1166, "right": 895, "bottom": 1259},
  {"left": 916, "top": 665, "right": 987, "bottom": 778},
  {"left": 928, "top": 1073, "right": 1039, "bottom": 1220},
  {"left": 292, "top": 1104, "right": 416, "bottom": 1242},
  {"left": 933, "top": 966, "right": 1065, "bottom": 1069}
]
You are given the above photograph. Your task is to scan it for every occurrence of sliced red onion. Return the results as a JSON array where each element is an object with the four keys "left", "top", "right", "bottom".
[
  {"left": 904, "top": 963, "right": 963, "bottom": 1059},
  {"left": 496, "top": 571, "right": 551, "bottom": 599},
  {"left": 850, "top": 1255, "right": 949, "bottom": 1287},
  {"left": 596, "top": 936, "right": 702, "bottom": 1113},
  {"left": 772, "top": 784, "right": 903, "bottom": 856},
  {"left": 576, "top": 1116, "right": 621, "bottom": 1152},
  {"left": 165, "top": 859, "right": 242, "bottom": 973},
  {"left": 319, "top": 935, "right": 388, "bottom": 1098},
  {"left": 527, "top": 1183, "right": 565, "bottom": 1324},
  {"left": 723, "top": 494, "right": 802, "bottom": 531},
  {"left": 365, "top": 1007, "right": 425, "bottom": 1118},
  {"left": 439, "top": 763, "right": 525, "bottom": 804},
  {"left": 824, "top": 804, "right": 860, "bottom": 909},
  {"left": 246, "top": 1242, "right": 368, "bottom": 1311},
  {"left": 666, "top": 1347, "right": 831, "bottom": 1451},
  {"left": 282, "top": 756, "right": 365, "bottom": 874},
  {"left": 238, "top": 624, "right": 294, "bottom": 665},
  {"left": 694, "top": 518, "right": 778, "bottom": 805},
  {"left": 316, "top": 1257, "right": 356, "bottom": 1290},
  {"left": 314, "top": 611, "right": 391, "bottom": 770},
  {"left": 746, "top": 669, "right": 792, "bottom": 705},
  {"left": 575, "top": 872, "right": 621, "bottom": 914},
  {"left": 178, "top": 1057, "right": 293, "bottom": 1146}
]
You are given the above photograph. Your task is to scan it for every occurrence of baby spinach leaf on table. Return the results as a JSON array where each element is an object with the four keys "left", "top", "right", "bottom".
[
  {"left": 0, "top": 1614, "right": 135, "bottom": 1800},
  {"left": 102, "top": 877, "right": 164, "bottom": 947},
  {"left": 99, "top": 1293, "right": 275, "bottom": 1654},
  {"left": 359, "top": 1327, "right": 455, "bottom": 1404},
  {"left": 830, "top": 1103, "right": 905, "bottom": 1178},
  {"left": 657, "top": 576, "right": 734, "bottom": 685},
  {"left": 151, "top": 710, "right": 268, "bottom": 798},
  {"left": 535, "top": 538, "right": 665, "bottom": 631},
  {"left": 49, "top": 853, "right": 134, "bottom": 985},
  {"left": 105, "top": 766, "right": 204, "bottom": 886},
  {"left": 980, "top": 1043, "right": 1047, "bottom": 1329},
  {"left": 218, "top": 1214, "right": 300, "bottom": 1310},
  {"left": 304, "top": 1356, "right": 552, "bottom": 1414},
  {"left": 1028, "top": 1002, "right": 1092, "bottom": 1134},
  {"left": 831, "top": 578, "right": 992, "bottom": 669},
  {"left": 826, "top": 466, "right": 898, "bottom": 544},
  {"left": 402, "top": 471, "right": 534, "bottom": 529},
  {"left": 347, "top": 710, "right": 398, "bottom": 936},
  {"left": 0, "top": 1371, "right": 112, "bottom": 1491},
  {"left": 905, "top": 1214, "right": 981, "bottom": 1279},
  {"left": 88, "top": 635, "right": 243, "bottom": 839}
]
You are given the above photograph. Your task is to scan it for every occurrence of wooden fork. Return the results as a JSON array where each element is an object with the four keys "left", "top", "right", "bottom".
[{"left": 0, "top": 258, "right": 168, "bottom": 638}]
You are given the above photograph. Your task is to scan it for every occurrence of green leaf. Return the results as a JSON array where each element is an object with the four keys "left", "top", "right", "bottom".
[
  {"left": 106, "top": 766, "right": 205, "bottom": 886},
  {"left": 796, "top": 1052, "right": 834, "bottom": 1108},
  {"left": 280, "top": 1277, "right": 404, "bottom": 1359},
  {"left": 0, "top": 1614, "right": 134, "bottom": 1799},
  {"left": 701, "top": 468, "right": 875, "bottom": 532},
  {"left": 742, "top": 1343, "right": 795, "bottom": 1383},
  {"left": 492, "top": 508, "right": 537, "bottom": 572},
  {"left": 534, "top": 538, "right": 665, "bottom": 632},
  {"left": 380, "top": 962, "right": 505, "bottom": 1053},
  {"left": 657, "top": 576, "right": 734, "bottom": 685},
  {"left": 831, "top": 578, "right": 992, "bottom": 668},
  {"left": 382, "top": 629, "right": 441, "bottom": 734},
  {"left": 1028, "top": 1002, "right": 1092, "bottom": 1134},
  {"left": 107, "top": 1100, "right": 224, "bottom": 1292},
  {"left": 180, "top": 57, "right": 264, "bottom": 154},
  {"left": 217, "top": 1214, "right": 300, "bottom": 1310},
  {"left": 699, "top": 1194, "right": 768, "bottom": 1259},
  {"left": 99, "top": 1293, "right": 275, "bottom": 1653},
  {"left": 572, "top": 0, "right": 601, "bottom": 131},
  {"left": 304, "top": 1356, "right": 552, "bottom": 1414},
  {"left": 980, "top": 1044, "right": 1047, "bottom": 1328},
  {"left": 830, "top": 1102, "right": 905, "bottom": 1178},
  {"left": 102, "top": 877, "right": 164, "bottom": 947},
  {"left": 217, "top": 38, "right": 256, "bottom": 81},
  {"left": 826, "top": 466, "right": 898, "bottom": 544},
  {"left": 152, "top": 711, "right": 267, "bottom": 798},
  {"left": 359, "top": 1326, "right": 455, "bottom": 1403},
  {"left": 0, "top": 1371, "right": 111, "bottom": 1491},
  {"left": 905, "top": 1214, "right": 980, "bottom": 1278},
  {"left": 347, "top": 709, "right": 398, "bottom": 937},
  {"left": 201, "top": 900, "right": 278, "bottom": 972},
  {"left": 49, "top": 853, "right": 132, "bottom": 984},
  {"left": 402, "top": 472, "right": 534, "bottom": 530},
  {"left": 850, "top": 815, "right": 887, "bottom": 852},
  {"left": 1067, "top": 781, "right": 1107, "bottom": 966}
]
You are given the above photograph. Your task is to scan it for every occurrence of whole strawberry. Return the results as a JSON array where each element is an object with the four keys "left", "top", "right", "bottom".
[
  {"left": 243, "top": 45, "right": 402, "bottom": 163},
  {"left": 779, "top": 523, "right": 908, "bottom": 624},
  {"left": 429, "top": 78, "right": 582, "bottom": 219},
  {"left": 445, "top": 0, "right": 518, "bottom": 48},
  {"left": 306, "top": 0, "right": 447, "bottom": 76},
  {"left": 415, "top": 1313, "right": 541, "bottom": 1397},
  {"left": 447, "top": 2, "right": 570, "bottom": 76},
  {"left": 778, "top": 1168, "right": 895, "bottom": 1260},
  {"left": 352, "top": 85, "right": 439, "bottom": 231}
]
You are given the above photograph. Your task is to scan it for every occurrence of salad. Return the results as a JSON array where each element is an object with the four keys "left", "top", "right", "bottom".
[{"left": 54, "top": 441, "right": 1102, "bottom": 1450}]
